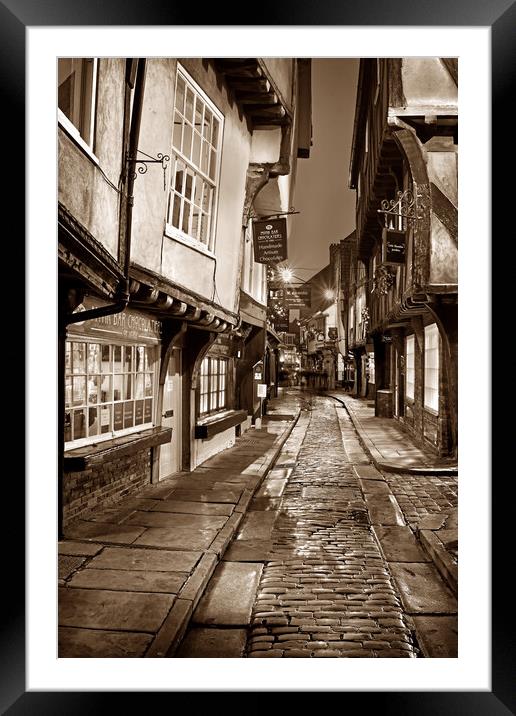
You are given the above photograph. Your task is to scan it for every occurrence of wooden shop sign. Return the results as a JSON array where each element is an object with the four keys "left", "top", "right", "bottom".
[
  {"left": 69, "top": 297, "right": 162, "bottom": 344},
  {"left": 253, "top": 218, "right": 288, "bottom": 264},
  {"left": 382, "top": 228, "right": 406, "bottom": 264}
]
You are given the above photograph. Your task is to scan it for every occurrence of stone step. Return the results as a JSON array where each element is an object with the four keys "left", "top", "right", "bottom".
[{"left": 192, "top": 562, "right": 263, "bottom": 626}]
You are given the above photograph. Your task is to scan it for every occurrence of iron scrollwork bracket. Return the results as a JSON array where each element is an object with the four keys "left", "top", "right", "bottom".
[
  {"left": 128, "top": 150, "right": 170, "bottom": 190},
  {"left": 377, "top": 189, "right": 424, "bottom": 228}
]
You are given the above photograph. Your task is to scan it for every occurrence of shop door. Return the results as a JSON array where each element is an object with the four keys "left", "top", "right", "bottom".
[{"left": 159, "top": 350, "right": 181, "bottom": 480}]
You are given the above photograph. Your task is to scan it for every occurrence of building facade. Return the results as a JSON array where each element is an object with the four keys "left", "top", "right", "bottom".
[
  {"left": 347, "top": 58, "right": 458, "bottom": 457},
  {"left": 58, "top": 57, "right": 311, "bottom": 530}
]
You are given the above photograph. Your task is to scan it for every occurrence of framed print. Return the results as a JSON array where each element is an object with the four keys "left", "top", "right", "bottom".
[{"left": 6, "top": 0, "right": 511, "bottom": 710}]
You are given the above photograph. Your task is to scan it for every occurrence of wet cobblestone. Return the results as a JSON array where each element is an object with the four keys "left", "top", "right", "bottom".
[
  {"left": 385, "top": 474, "right": 458, "bottom": 529},
  {"left": 245, "top": 397, "right": 419, "bottom": 658}
]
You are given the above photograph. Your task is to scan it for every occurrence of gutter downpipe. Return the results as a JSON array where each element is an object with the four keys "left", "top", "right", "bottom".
[{"left": 58, "top": 58, "right": 147, "bottom": 537}]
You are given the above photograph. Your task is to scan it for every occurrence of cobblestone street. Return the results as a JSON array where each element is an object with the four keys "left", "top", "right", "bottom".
[{"left": 179, "top": 393, "right": 458, "bottom": 658}]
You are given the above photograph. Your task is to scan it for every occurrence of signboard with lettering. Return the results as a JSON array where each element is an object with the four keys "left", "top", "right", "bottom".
[
  {"left": 257, "top": 383, "right": 267, "bottom": 398},
  {"left": 252, "top": 218, "right": 288, "bottom": 264},
  {"left": 69, "top": 297, "right": 162, "bottom": 344},
  {"left": 382, "top": 228, "right": 406, "bottom": 264},
  {"left": 284, "top": 286, "right": 311, "bottom": 309}
]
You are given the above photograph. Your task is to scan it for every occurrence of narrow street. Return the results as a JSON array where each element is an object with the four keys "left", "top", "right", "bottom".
[{"left": 177, "top": 391, "right": 457, "bottom": 658}]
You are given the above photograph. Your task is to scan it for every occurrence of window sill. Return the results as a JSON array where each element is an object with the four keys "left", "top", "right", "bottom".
[
  {"left": 64, "top": 426, "right": 172, "bottom": 471},
  {"left": 58, "top": 110, "right": 100, "bottom": 167},
  {"left": 164, "top": 225, "right": 215, "bottom": 259},
  {"left": 195, "top": 409, "right": 247, "bottom": 439}
]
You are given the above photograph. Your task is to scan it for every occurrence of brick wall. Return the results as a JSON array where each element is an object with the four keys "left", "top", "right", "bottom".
[{"left": 63, "top": 448, "right": 152, "bottom": 527}]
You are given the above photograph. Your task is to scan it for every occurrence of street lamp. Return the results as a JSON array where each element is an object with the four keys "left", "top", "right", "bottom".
[{"left": 278, "top": 266, "right": 294, "bottom": 283}]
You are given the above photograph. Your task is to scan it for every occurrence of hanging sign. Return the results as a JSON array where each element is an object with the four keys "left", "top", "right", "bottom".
[
  {"left": 253, "top": 218, "right": 288, "bottom": 264},
  {"left": 284, "top": 286, "right": 311, "bottom": 309},
  {"left": 273, "top": 317, "right": 289, "bottom": 332},
  {"left": 382, "top": 228, "right": 406, "bottom": 264}
]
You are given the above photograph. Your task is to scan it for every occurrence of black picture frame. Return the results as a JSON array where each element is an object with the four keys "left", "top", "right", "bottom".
[{"left": 6, "top": 0, "right": 509, "bottom": 710}]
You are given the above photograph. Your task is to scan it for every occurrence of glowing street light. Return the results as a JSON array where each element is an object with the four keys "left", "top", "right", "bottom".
[
  {"left": 278, "top": 267, "right": 294, "bottom": 283},
  {"left": 324, "top": 289, "right": 335, "bottom": 300}
]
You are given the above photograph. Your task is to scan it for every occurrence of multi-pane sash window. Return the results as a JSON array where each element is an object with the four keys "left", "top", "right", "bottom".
[
  {"left": 167, "top": 67, "right": 223, "bottom": 249},
  {"left": 64, "top": 340, "right": 156, "bottom": 446},
  {"left": 424, "top": 324, "right": 440, "bottom": 412},
  {"left": 199, "top": 357, "right": 228, "bottom": 416},
  {"left": 405, "top": 334, "right": 415, "bottom": 400},
  {"left": 58, "top": 58, "right": 97, "bottom": 147}
]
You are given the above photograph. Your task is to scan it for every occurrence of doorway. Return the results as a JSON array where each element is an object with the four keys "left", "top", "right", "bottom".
[{"left": 159, "top": 349, "right": 182, "bottom": 480}]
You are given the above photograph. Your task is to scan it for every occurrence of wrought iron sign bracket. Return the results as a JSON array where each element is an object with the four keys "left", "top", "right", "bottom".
[
  {"left": 251, "top": 206, "right": 300, "bottom": 221},
  {"left": 377, "top": 189, "right": 423, "bottom": 228},
  {"left": 128, "top": 150, "right": 170, "bottom": 190}
]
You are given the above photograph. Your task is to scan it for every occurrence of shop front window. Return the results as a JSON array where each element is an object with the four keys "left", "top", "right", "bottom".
[
  {"left": 405, "top": 334, "right": 415, "bottom": 400},
  {"left": 424, "top": 324, "right": 440, "bottom": 412},
  {"left": 198, "top": 356, "right": 228, "bottom": 417},
  {"left": 64, "top": 340, "right": 156, "bottom": 446}
]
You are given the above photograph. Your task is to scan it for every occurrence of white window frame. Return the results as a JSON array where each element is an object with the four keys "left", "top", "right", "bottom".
[
  {"left": 405, "top": 334, "right": 415, "bottom": 401},
  {"left": 424, "top": 323, "right": 440, "bottom": 413},
  {"left": 57, "top": 58, "right": 98, "bottom": 158},
  {"left": 198, "top": 356, "right": 228, "bottom": 417},
  {"left": 64, "top": 338, "right": 158, "bottom": 450},
  {"left": 165, "top": 64, "right": 224, "bottom": 253}
]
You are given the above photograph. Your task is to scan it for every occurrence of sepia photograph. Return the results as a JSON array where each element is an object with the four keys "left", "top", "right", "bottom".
[
  {"left": 56, "top": 54, "right": 459, "bottom": 660},
  {"left": 15, "top": 11, "right": 502, "bottom": 706}
]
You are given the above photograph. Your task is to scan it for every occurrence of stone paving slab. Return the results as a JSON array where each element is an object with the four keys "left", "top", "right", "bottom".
[
  {"left": 358, "top": 479, "right": 391, "bottom": 494},
  {"left": 373, "top": 526, "right": 430, "bottom": 563},
  {"left": 59, "top": 627, "right": 153, "bottom": 658},
  {"left": 364, "top": 494, "right": 406, "bottom": 526},
  {"left": 223, "top": 539, "right": 274, "bottom": 562},
  {"left": 124, "top": 510, "right": 228, "bottom": 530},
  {"left": 389, "top": 563, "right": 458, "bottom": 614},
  {"left": 81, "top": 505, "right": 137, "bottom": 524},
  {"left": 59, "top": 555, "right": 88, "bottom": 581},
  {"left": 236, "top": 511, "right": 278, "bottom": 541},
  {"left": 58, "top": 587, "right": 175, "bottom": 632},
  {"left": 412, "top": 615, "right": 458, "bottom": 658},
  {"left": 353, "top": 465, "right": 385, "bottom": 481},
  {"left": 134, "top": 526, "right": 218, "bottom": 550},
  {"left": 248, "top": 497, "right": 283, "bottom": 511},
  {"left": 193, "top": 562, "right": 263, "bottom": 626},
  {"left": 68, "top": 568, "right": 188, "bottom": 593},
  {"left": 166, "top": 488, "right": 243, "bottom": 503},
  {"left": 176, "top": 627, "right": 247, "bottom": 657},
  {"left": 145, "top": 499, "right": 234, "bottom": 516},
  {"left": 255, "top": 479, "right": 287, "bottom": 498},
  {"left": 87, "top": 546, "right": 201, "bottom": 572},
  {"left": 65, "top": 521, "right": 145, "bottom": 544},
  {"left": 58, "top": 542, "right": 104, "bottom": 557}
]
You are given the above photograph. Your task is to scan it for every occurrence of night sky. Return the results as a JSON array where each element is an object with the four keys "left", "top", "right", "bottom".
[{"left": 288, "top": 58, "right": 359, "bottom": 281}]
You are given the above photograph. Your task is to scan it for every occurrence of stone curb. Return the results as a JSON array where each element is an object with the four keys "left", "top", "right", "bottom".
[
  {"left": 325, "top": 392, "right": 458, "bottom": 476},
  {"left": 418, "top": 529, "right": 458, "bottom": 597},
  {"left": 148, "top": 408, "right": 302, "bottom": 658}
]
